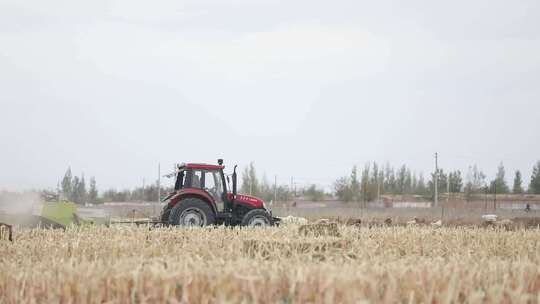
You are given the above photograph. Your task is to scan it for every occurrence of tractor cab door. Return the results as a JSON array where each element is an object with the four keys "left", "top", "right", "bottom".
[
  {"left": 174, "top": 170, "right": 185, "bottom": 190},
  {"left": 201, "top": 170, "right": 225, "bottom": 211}
]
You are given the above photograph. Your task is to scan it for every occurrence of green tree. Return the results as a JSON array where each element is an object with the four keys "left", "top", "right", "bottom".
[
  {"left": 448, "top": 170, "right": 463, "bottom": 193},
  {"left": 396, "top": 165, "right": 407, "bottom": 194},
  {"left": 237, "top": 163, "right": 293, "bottom": 202},
  {"left": 103, "top": 189, "right": 131, "bottom": 202},
  {"left": 428, "top": 168, "right": 448, "bottom": 197},
  {"left": 361, "top": 163, "right": 379, "bottom": 202},
  {"left": 240, "top": 162, "right": 259, "bottom": 196},
  {"left": 411, "top": 173, "right": 418, "bottom": 194},
  {"left": 384, "top": 164, "right": 396, "bottom": 194},
  {"left": 369, "top": 162, "right": 385, "bottom": 197},
  {"left": 404, "top": 168, "right": 412, "bottom": 194},
  {"left": 370, "top": 163, "right": 379, "bottom": 188},
  {"left": 350, "top": 166, "right": 361, "bottom": 202},
  {"left": 489, "top": 162, "right": 509, "bottom": 194},
  {"left": 130, "top": 186, "right": 143, "bottom": 201},
  {"left": 142, "top": 184, "right": 160, "bottom": 202},
  {"left": 334, "top": 176, "right": 352, "bottom": 202},
  {"left": 88, "top": 177, "right": 98, "bottom": 204},
  {"left": 61, "top": 167, "right": 73, "bottom": 200},
  {"left": 512, "top": 170, "right": 524, "bottom": 194},
  {"left": 113, "top": 189, "right": 131, "bottom": 202},
  {"left": 249, "top": 163, "right": 260, "bottom": 196},
  {"left": 241, "top": 166, "right": 250, "bottom": 194},
  {"left": 77, "top": 175, "right": 87, "bottom": 204},
  {"left": 530, "top": 161, "right": 540, "bottom": 194},
  {"left": 305, "top": 184, "right": 325, "bottom": 201},
  {"left": 416, "top": 174, "right": 428, "bottom": 195},
  {"left": 464, "top": 165, "right": 486, "bottom": 201},
  {"left": 377, "top": 165, "right": 385, "bottom": 196},
  {"left": 70, "top": 176, "right": 80, "bottom": 203},
  {"left": 275, "top": 185, "right": 292, "bottom": 202},
  {"left": 258, "top": 174, "right": 270, "bottom": 201}
]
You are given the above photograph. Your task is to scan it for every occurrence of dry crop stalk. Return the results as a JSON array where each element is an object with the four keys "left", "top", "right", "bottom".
[
  {"left": 2, "top": 224, "right": 540, "bottom": 303},
  {"left": 0, "top": 223, "right": 13, "bottom": 242},
  {"left": 298, "top": 222, "right": 340, "bottom": 237}
]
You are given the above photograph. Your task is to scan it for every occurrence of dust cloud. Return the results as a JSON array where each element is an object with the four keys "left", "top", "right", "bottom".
[{"left": 0, "top": 191, "right": 41, "bottom": 215}]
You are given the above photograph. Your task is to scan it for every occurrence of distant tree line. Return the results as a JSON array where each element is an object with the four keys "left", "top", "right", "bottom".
[
  {"left": 100, "top": 184, "right": 170, "bottom": 203},
  {"left": 529, "top": 160, "right": 540, "bottom": 194},
  {"left": 241, "top": 162, "right": 293, "bottom": 202},
  {"left": 333, "top": 163, "right": 439, "bottom": 203},
  {"left": 59, "top": 168, "right": 169, "bottom": 204},
  {"left": 333, "top": 160, "right": 540, "bottom": 202},
  {"left": 59, "top": 167, "right": 97, "bottom": 205},
  {"left": 58, "top": 160, "right": 540, "bottom": 204},
  {"left": 240, "top": 162, "right": 327, "bottom": 202}
]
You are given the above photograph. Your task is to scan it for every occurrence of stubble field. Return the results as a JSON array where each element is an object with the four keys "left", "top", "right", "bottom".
[{"left": 1, "top": 224, "right": 540, "bottom": 303}]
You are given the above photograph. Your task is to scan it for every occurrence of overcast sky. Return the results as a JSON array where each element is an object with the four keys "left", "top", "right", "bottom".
[{"left": 1, "top": 0, "right": 539, "bottom": 191}]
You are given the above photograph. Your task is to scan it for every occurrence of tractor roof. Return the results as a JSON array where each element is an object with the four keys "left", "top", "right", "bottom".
[{"left": 181, "top": 163, "right": 225, "bottom": 170}]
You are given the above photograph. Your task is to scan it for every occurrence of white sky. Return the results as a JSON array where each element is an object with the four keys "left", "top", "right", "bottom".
[{"left": 1, "top": 0, "right": 539, "bottom": 191}]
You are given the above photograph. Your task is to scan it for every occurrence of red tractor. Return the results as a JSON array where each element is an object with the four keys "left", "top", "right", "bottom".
[{"left": 160, "top": 159, "right": 279, "bottom": 227}]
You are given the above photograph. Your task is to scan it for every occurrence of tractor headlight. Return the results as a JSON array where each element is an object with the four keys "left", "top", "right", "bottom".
[
  {"left": 262, "top": 200, "right": 273, "bottom": 213},
  {"left": 262, "top": 201, "right": 273, "bottom": 216}
]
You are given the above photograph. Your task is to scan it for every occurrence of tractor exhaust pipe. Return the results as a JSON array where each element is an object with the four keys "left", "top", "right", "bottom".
[{"left": 232, "top": 165, "right": 238, "bottom": 199}]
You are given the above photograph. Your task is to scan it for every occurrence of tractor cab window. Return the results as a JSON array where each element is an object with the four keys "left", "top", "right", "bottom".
[
  {"left": 203, "top": 171, "right": 223, "bottom": 194},
  {"left": 190, "top": 170, "right": 203, "bottom": 188},
  {"left": 203, "top": 171, "right": 224, "bottom": 210},
  {"left": 174, "top": 171, "right": 185, "bottom": 190}
]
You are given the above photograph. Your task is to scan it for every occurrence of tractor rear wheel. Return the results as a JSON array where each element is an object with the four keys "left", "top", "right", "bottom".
[
  {"left": 160, "top": 206, "right": 172, "bottom": 224},
  {"left": 241, "top": 209, "right": 273, "bottom": 227},
  {"left": 169, "top": 198, "right": 216, "bottom": 227}
]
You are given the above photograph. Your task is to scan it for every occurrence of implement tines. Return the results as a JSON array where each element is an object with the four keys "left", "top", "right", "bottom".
[{"left": 0, "top": 223, "right": 13, "bottom": 242}]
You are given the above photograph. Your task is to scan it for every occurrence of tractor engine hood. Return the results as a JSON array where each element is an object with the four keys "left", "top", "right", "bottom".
[{"left": 230, "top": 193, "right": 265, "bottom": 208}]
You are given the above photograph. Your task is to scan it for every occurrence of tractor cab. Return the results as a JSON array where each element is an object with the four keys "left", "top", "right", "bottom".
[
  {"left": 170, "top": 162, "right": 228, "bottom": 211},
  {"left": 161, "top": 159, "right": 278, "bottom": 227}
]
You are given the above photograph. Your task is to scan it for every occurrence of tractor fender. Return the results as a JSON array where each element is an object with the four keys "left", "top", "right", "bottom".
[{"left": 169, "top": 189, "right": 218, "bottom": 216}]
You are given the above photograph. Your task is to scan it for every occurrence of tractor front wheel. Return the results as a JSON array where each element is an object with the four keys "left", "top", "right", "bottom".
[
  {"left": 241, "top": 209, "right": 273, "bottom": 227},
  {"left": 169, "top": 198, "right": 216, "bottom": 227}
]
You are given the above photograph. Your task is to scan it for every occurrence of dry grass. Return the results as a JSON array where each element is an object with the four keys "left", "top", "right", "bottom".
[
  {"left": 298, "top": 221, "right": 341, "bottom": 237},
  {"left": 1, "top": 225, "right": 540, "bottom": 303}
]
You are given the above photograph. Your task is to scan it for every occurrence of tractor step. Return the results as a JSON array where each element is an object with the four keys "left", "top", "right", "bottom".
[{"left": 217, "top": 212, "right": 234, "bottom": 219}]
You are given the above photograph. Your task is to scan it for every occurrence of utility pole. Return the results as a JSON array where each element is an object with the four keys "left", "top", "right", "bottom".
[
  {"left": 274, "top": 175, "right": 277, "bottom": 204},
  {"left": 290, "top": 176, "right": 294, "bottom": 198},
  {"left": 484, "top": 186, "right": 488, "bottom": 210},
  {"left": 442, "top": 171, "right": 449, "bottom": 221},
  {"left": 157, "top": 163, "right": 161, "bottom": 203},
  {"left": 142, "top": 178, "right": 145, "bottom": 203},
  {"left": 377, "top": 176, "right": 381, "bottom": 203},
  {"left": 447, "top": 174, "right": 450, "bottom": 204},
  {"left": 434, "top": 153, "right": 438, "bottom": 208},
  {"left": 494, "top": 183, "right": 497, "bottom": 211}
]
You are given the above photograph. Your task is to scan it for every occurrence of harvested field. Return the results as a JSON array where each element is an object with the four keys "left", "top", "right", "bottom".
[
  {"left": 298, "top": 221, "right": 341, "bottom": 237},
  {"left": 242, "top": 239, "right": 351, "bottom": 259},
  {"left": 1, "top": 225, "right": 540, "bottom": 303},
  {"left": 92, "top": 201, "right": 540, "bottom": 226}
]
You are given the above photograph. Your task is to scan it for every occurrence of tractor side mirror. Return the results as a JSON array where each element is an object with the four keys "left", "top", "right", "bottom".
[{"left": 232, "top": 165, "right": 238, "bottom": 198}]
